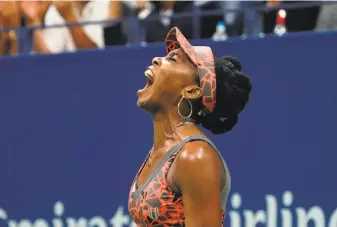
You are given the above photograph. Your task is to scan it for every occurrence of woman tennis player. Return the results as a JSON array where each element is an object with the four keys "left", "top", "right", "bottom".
[{"left": 128, "top": 27, "right": 252, "bottom": 227}]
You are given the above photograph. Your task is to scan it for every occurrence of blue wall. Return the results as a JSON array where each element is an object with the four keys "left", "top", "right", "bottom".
[{"left": 0, "top": 32, "right": 337, "bottom": 227}]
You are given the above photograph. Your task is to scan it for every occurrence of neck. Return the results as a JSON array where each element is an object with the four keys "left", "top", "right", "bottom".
[{"left": 153, "top": 108, "right": 185, "bottom": 149}]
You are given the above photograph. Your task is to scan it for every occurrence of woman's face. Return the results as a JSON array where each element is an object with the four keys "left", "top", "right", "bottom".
[{"left": 137, "top": 48, "right": 199, "bottom": 113}]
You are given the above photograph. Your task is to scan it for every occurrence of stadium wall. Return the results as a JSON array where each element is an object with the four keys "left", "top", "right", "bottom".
[{"left": 0, "top": 32, "right": 337, "bottom": 227}]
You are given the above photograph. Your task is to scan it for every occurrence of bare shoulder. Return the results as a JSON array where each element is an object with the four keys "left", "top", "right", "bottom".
[
  {"left": 174, "top": 140, "right": 224, "bottom": 187},
  {"left": 172, "top": 141, "right": 225, "bottom": 226},
  {"left": 175, "top": 140, "right": 222, "bottom": 169}
]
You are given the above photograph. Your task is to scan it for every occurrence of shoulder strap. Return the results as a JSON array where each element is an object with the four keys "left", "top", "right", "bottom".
[
  {"left": 187, "top": 135, "right": 227, "bottom": 170},
  {"left": 132, "top": 135, "right": 227, "bottom": 198},
  {"left": 132, "top": 136, "right": 193, "bottom": 198}
]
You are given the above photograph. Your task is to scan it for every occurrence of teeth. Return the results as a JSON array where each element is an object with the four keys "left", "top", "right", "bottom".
[{"left": 144, "top": 70, "right": 152, "bottom": 78}]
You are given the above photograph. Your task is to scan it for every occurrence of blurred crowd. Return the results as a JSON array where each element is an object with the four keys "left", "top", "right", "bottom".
[{"left": 0, "top": 0, "right": 336, "bottom": 57}]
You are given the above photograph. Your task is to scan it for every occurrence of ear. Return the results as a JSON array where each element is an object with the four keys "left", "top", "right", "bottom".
[{"left": 181, "top": 85, "right": 203, "bottom": 100}]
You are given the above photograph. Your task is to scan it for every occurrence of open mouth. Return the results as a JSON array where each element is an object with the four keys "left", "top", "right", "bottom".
[{"left": 143, "top": 69, "right": 154, "bottom": 90}]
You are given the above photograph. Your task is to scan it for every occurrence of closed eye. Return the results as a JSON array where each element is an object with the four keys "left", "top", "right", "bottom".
[{"left": 168, "top": 57, "right": 176, "bottom": 62}]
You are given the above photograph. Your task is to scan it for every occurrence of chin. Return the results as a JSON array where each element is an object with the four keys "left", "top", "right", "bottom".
[
  {"left": 137, "top": 95, "right": 150, "bottom": 110},
  {"left": 136, "top": 96, "right": 158, "bottom": 115},
  {"left": 137, "top": 86, "right": 151, "bottom": 107},
  {"left": 136, "top": 98, "right": 145, "bottom": 108}
]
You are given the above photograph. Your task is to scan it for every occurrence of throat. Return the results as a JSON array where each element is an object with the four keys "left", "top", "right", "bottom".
[{"left": 152, "top": 109, "right": 196, "bottom": 149}]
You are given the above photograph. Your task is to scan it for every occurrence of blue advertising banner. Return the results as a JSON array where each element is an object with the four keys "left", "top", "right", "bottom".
[{"left": 0, "top": 31, "right": 337, "bottom": 227}]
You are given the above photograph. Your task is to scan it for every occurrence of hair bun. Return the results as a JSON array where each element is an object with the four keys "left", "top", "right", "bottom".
[
  {"left": 200, "top": 112, "right": 238, "bottom": 135},
  {"left": 222, "top": 56, "right": 242, "bottom": 71},
  {"left": 197, "top": 55, "right": 251, "bottom": 135}
]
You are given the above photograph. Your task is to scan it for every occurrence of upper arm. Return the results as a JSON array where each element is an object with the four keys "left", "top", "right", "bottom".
[
  {"left": 108, "top": 0, "right": 122, "bottom": 20},
  {"left": 174, "top": 142, "right": 225, "bottom": 227}
]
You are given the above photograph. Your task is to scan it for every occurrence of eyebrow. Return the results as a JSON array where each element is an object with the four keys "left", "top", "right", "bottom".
[
  {"left": 169, "top": 51, "right": 178, "bottom": 57},
  {"left": 168, "top": 50, "right": 187, "bottom": 62}
]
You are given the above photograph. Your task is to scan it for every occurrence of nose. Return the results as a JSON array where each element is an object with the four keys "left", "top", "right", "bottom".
[{"left": 152, "top": 57, "right": 161, "bottom": 66}]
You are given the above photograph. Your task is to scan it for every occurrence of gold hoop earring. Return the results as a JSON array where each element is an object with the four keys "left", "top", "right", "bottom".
[{"left": 178, "top": 97, "right": 193, "bottom": 119}]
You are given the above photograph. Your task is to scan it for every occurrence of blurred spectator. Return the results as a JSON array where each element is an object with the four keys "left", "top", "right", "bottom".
[
  {"left": 264, "top": 1, "right": 320, "bottom": 34},
  {"left": 218, "top": 1, "right": 264, "bottom": 36},
  {"left": 1, "top": 0, "right": 333, "bottom": 56},
  {"left": 104, "top": 0, "right": 152, "bottom": 46},
  {"left": 315, "top": 2, "right": 337, "bottom": 31},
  {"left": 219, "top": 1, "right": 244, "bottom": 36},
  {"left": 105, "top": 0, "right": 156, "bottom": 45},
  {"left": 143, "top": 1, "right": 224, "bottom": 42},
  {"left": 143, "top": 1, "right": 193, "bottom": 43},
  {"left": 0, "top": 1, "right": 19, "bottom": 56},
  {"left": 172, "top": 1, "right": 228, "bottom": 39},
  {"left": 20, "top": 1, "right": 50, "bottom": 54},
  {"left": 21, "top": 1, "right": 110, "bottom": 54},
  {"left": 193, "top": 1, "right": 223, "bottom": 39},
  {"left": 266, "top": 0, "right": 282, "bottom": 7},
  {"left": 104, "top": 0, "right": 126, "bottom": 46}
]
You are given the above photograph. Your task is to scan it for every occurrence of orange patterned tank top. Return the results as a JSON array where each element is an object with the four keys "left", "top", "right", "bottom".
[{"left": 128, "top": 135, "right": 231, "bottom": 227}]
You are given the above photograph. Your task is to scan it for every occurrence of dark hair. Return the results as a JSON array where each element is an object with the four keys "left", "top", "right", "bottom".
[{"left": 196, "top": 56, "right": 252, "bottom": 135}]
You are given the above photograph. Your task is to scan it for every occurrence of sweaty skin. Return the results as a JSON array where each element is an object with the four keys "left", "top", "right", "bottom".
[{"left": 134, "top": 48, "right": 226, "bottom": 227}]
